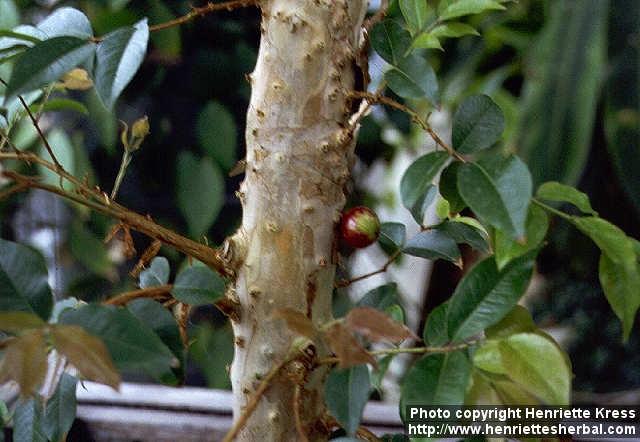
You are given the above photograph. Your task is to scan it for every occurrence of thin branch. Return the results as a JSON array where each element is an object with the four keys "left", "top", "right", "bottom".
[
  {"left": 221, "top": 356, "right": 291, "bottom": 442},
  {"left": 335, "top": 249, "right": 401, "bottom": 288},
  {"left": 348, "top": 91, "right": 466, "bottom": 162},
  {"left": 532, "top": 198, "right": 573, "bottom": 221},
  {"left": 149, "top": 0, "right": 258, "bottom": 33},
  {"left": 0, "top": 182, "right": 28, "bottom": 201},
  {"left": 103, "top": 284, "right": 173, "bottom": 306},
  {"left": 356, "top": 426, "right": 382, "bottom": 442}
]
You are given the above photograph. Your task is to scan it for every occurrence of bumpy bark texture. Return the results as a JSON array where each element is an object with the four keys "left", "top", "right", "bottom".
[{"left": 228, "top": 0, "right": 367, "bottom": 440}]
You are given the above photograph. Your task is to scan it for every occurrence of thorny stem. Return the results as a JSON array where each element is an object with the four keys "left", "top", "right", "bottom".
[
  {"left": 348, "top": 90, "right": 466, "bottom": 162},
  {"left": 336, "top": 249, "right": 401, "bottom": 288},
  {"left": 103, "top": 284, "right": 173, "bottom": 306}
]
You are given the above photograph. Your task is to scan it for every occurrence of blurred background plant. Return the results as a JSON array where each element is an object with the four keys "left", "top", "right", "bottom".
[{"left": 0, "top": 0, "right": 637, "bottom": 396}]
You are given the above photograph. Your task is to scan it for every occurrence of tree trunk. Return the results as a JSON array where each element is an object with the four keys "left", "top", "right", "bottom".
[{"left": 228, "top": 0, "right": 367, "bottom": 440}]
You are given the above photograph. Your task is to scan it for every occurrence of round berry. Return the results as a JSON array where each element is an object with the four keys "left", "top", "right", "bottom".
[{"left": 340, "top": 206, "right": 381, "bottom": 248}]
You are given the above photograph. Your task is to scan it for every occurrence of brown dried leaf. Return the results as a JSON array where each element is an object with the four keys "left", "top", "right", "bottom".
[
  {"left": 325, "top": 323, "right": 376, "bottom": 369},
  {"left": 273, "top": 308, "right": 318, "bottom": 340},
  {"left": 0, "top": 330, "right": 48, "bottom": 396},
  {"left": 0, "top": 312, "right": 45, "bottom": 334},
  {"left": 345, "top": 306, "right": 417, "bottom": 343},
  {"left": 51, "top": 325, "right": 120, "bottom": 390}
]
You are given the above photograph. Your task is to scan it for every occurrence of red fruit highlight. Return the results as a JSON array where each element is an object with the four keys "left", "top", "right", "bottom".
[{"left": 340, "top": 206, "right": 381, "bottom": 248}]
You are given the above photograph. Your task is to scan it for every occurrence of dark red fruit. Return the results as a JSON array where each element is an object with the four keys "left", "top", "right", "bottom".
[{"left": 340, "top": 206, "right": 381, "bottom": 248}]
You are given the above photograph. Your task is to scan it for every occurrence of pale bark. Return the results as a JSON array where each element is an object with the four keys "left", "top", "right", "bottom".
[{"left": 227, "top": 0, "right": 367, "bottom": 440}]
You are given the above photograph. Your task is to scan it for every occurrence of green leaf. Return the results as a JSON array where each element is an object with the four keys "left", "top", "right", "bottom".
[
  {"left": 473, "top": 339, "right": 505, "bottom": 374},
  {"left": 188, "top": 324, "right": 233, "bottom": 389},
  {"left": 325, "top": 365, "right": 370, "bottom": 436},
  {"left": 399, "top": 0, "right": 430, "bottom": 35},
  {"left": 403, "top": 230, "right": 461, "bottom": 264},
  {"left": 0, "top": 311, "right": 45, "bottom": 333},
  {"left": 536, "top": 181, "right": 597, "bottom": 215},
  {"left": 0, "top": 238, "right": 53, "bottom": 320},
  {"left": 13, "top": 398, "right": 47, "bottom": 442},
  {"left": 43, "top": 373, "right": 77, "bottom": 442},
  {"left": 485, "top": 305, "right": 536, "bottom": 339},
  {"left": 499, "top": 332, "right": 571, "bottom": 405},
  {"left": 423, "top": 301, "right": 449, "bottom": 346},
  {"left": 128, "top": 299, "right": 184, "bottom": 378},
  {"left": 50, "top": 324, "right": 121, "bottom": 389},
  {"left": 516, "top": 0, "right": 607, "bottom": 186},
  {"left": 457, "top": 155, "right": 532, "bottom": 239},
  {"left": 0, "top": 0, "right": 19, "bottom": 30},
  {"left": 171, "top": 264, "right": 226, "bottom": 306},
  {"left": 0, "top": 30, "right": 40, "bottom": 44},
  {"left": 148, "top": 0, "right": 181, "bottom": 58},
  {"left": 60, "top": 304, "right": 176, "bottom": 382},
  {"left": 176, "top": 152, "right": 225, "bottom": 238},
  {"left": 37, "top": 7, "right": 93, "bottom": 39},
  {"left": 385, "top": 55, "right": 438, "bottom": 103},
  {"left": 139, "top": 257, "right": 170, "bottom": 288},
  {"left": 431, "top": 22, "right": 479, "bottom": 38},
  {"left": 436, "top": 219, "right": 490, "bottom": 253},
  {"left": 370, "top": 20, "right": 412, "bottom": 65},
  {"left": 452, "top": 94, "right": 505, "bottom": 153},
  {"left": 356, "top": 283, "right": 399, "bottom": 311},
  {"left": 447, "top": 251, "right": 537, "bottom": 342},
  {"left": 30, "top": 98, "right": 89, "bottom": 115},
  {"left": 69, "top": 222, "right": 116, "bottom": 281},
  {"left": 378, "top": 222, "right": 406, "bottom": 252},
  {"left": 599, "top": 254, "right": 640, "bottom": 341},
  {"left": 494, "top": 204, "right": 549, "bottom": 269},
  {"left": 197, "top": 101, "right": 237, "bottom": 171},
  {"left": 371, "top": 354, "right": 393, "bottom": 391},
  {"left": 412, "top": 32, "right": 442, "bottom": 51},
  {"left": 400, "top": 351, "right": 470, "bottom": 414},
  {"left": 439, "top": 162, "right": 466, "bottom": 213},
  {"left": 94, "top": 19, "right": 149, "bottom": 110},
  {"left": 400, "top": 151, "right": 448, "bottom": 223},
  {"left": 571, "top": 216, "right": 634, "bottom": 264},
  {"left": 439, "top": 0, "right": 506, "bottom": 21},
  {"left": 4, "top": 36, "right": 95, "bottom": 101}
]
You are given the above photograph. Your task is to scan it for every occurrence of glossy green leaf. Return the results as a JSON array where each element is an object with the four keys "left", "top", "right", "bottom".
[
  {"left": 370, "top": 20, "right": 411, "bottom": 65},
  {"left": 499, "top": 332, "right": 571, "bottom": 405},
  {"left": 139, "top": 257, "right": 170, "bottom": 288},
  {"left": 599, "top": 253, "right": 640, "bottom": 341},
  {"left": 412, "top": 33, "right": 442, "bottom": 51},
  {"left": 399, "top": 0, "right": 430, "bottom": 35},
  {"left": 403, "top": 230, "right": 461, "bottom": 264},
  {"left": 447, "top": 251, "right": 537, "bottom": 342},
  {"left": 436, "top": 219, "right": 490, "bottom": 253},
  {"left": 356, "top": 283, "right": 399, "bottom": 311},
  {"left": 485, "top": 305, "right": 536, "bottom": 339},
  {"left": 4, "top": 36, "right": 95, "bottom": 101},
  {"left": 457, "top": 155, "right": 532, "bottom": 239},
  {"left": 400, "top": 351, "right": 470, "bottom": 414},
  {"left": 51, "top": 324, "right": 121, "bottom": 389},
  {"left": 30, "top": 98, "right": 89, "bottom": 115},
  {"left": 37, "top": 7, "right": 93, "bottom": 39},
  {"left": 385, "top": 55, "right": 438, "bottom": 103},
  {"left": 13, "top": 398, "right": 47, "bottom": 442},
  {"left": 452, "top": 94, "right": 505, "bottom": 153},
  {"left": 197, "top": 101, "right": 237, "bottom": 171},
  {"left": 439, "top": 161, "right": 466, "bottom": 213},
  {"left": 176, "top": 152, "right": 225, "bottom": 238},
  {"left": 423, "top": 301, "right": 448, "bottom": 346},
  {"left": 128, "top": 298, "right": 184, "bottom": 377},
  {"left": 0, "top": 311, "right": 44, "bottom": 333},
  {"left": 0, "top": 238, "right": 53, "bottom": 320},
  {"left": 172, "top": 264, "right": 225, "bottom": 306},
  {"left": 94, "top": 19, "right": 149, "bottom": 110},
  {"left": 439, "top": 0, "right": 506, "bottom": 21},
  {"left": 43, "top": 373, "right": 77, "bottom": 442},
  {"left": 400, "top": 151, "right": 448, "bottom": 223},
  {"left": 431, "top": 22, "right": 479, "bottom": 38},
  {"left": 325, "top": 365, "right": 370, "bottom": 436},
  {"left": 536, "top": 181, "right": 597, "bottom": 215},
  {"left": 516, "top": 0, "right": 607, "bottom": 185},
  {"left": 494, "top": 204, "right": 548, "bottom": 269},
  {"left": 0, "top": 0, "right": 19, "bottom": 30},
  {"left": 473, "top": 339, "right": 505, "bottom": 374},
  {"left": 378, "top": 222, "right": 406, "bottom": 252},
  {"left": 571, "top": 216, "right": 634, "bottom": 264},
  {"left": 60, "top": 304, "right": 176, "bottom": 382}
]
